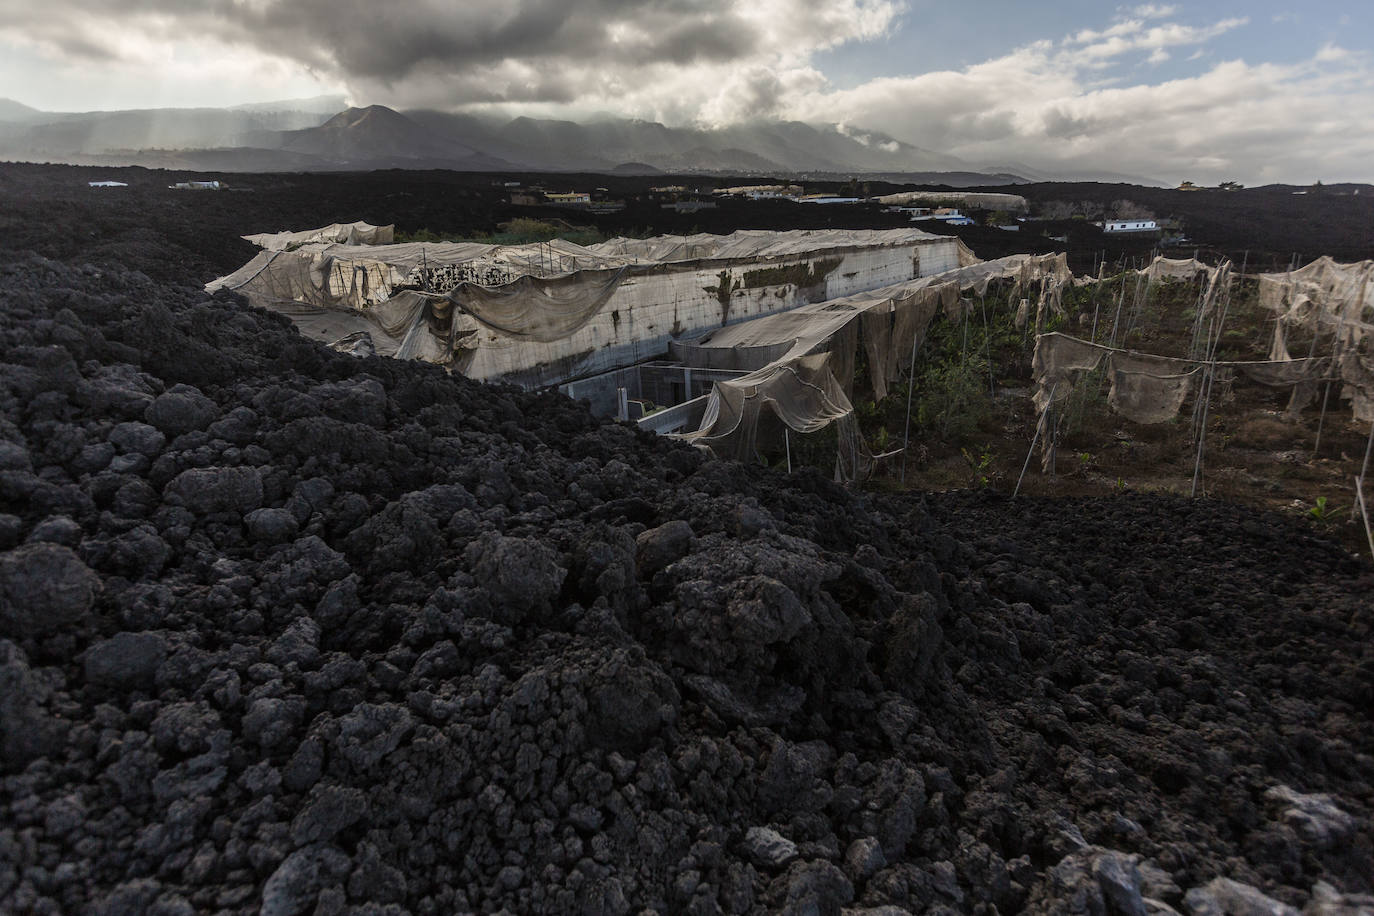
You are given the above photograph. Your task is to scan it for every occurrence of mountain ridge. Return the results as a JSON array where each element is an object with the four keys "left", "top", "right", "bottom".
[{"left": 0, "top": 97, "right": 1032, "bottom": 183}]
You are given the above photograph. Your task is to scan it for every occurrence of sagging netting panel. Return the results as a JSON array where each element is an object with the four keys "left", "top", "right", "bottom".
[
  {"left": 678, "top": 253, "right": 1073, "bottom": 479},
  {"left": 679, "top": 353, "right": 874, "bottom": 481},
  {"left": 1032, "top": 332, "right": 1335, "bottom": 426},
  {"left": 1257, "top": 257, "right": 1374, "bottom": 420}
]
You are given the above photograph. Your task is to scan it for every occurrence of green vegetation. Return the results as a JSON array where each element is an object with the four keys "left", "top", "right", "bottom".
[
  {"left": 961, "top": 445, "right": 995, "bottom": 487},
  {"left": 849, "top": 288, "right": 1027, "bottom": 471},
  {"left": 1307, "top": 496, "right": 1345, "bottom": 523}
]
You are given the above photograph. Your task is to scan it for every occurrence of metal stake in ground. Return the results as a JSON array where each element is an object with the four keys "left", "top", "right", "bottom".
[
  {"left": 980, "top": 293, "right": 994, "bottom": 397},
  {"left": 1109, "top": 271, "right": 1128, "bottom": 348},
  {"left": 900, "top": 325, "right": 925, "bottom": 485},
  {"left": 1014, "top": 381, "right": 1056, "bottom": 498},
  {"left": 1191, "top": 262, "right": 1235, "bottom": 497},
  {"left": 1313, "top": 334, "right": 1343, "bottom": 457},
  {"left": 1362, "top": 418, "right": 1374, "bottom": 484},
  {"left": 1357, "top": 421, "right": 1374, "bottom": 561}
]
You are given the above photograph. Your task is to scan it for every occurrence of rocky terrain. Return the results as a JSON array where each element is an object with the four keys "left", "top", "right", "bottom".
[{"left": 0, "top": 170, "right": 1371, "bottom": 914}]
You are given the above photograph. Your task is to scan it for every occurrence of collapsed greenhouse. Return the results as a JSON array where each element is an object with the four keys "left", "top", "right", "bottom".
[
  {"left": 210, "top": 224, "right": 1373, "bottom": 490},
  {"left": 208, "top": 223, "right": 969, "bottom": 414}
]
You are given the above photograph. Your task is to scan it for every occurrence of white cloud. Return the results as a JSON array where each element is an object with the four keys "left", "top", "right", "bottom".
[
  {"left": 1147, "top": 47, "right": 1170, "bottom": 64},
  {"left": 1314, "top": 43, "right": 1351, "bottom": 62},
  {"left": 793, "top": 28, "right": 1374, "bottom": 184},
  {"left": 1066, "top": 17, "right": 1248, "bottom": 67},
  {"left": 1130, "top": 4, "right": 1179, "bottom": 18},
  {"left": 0, "top": 0, "right": 902, "bottom": 119}
]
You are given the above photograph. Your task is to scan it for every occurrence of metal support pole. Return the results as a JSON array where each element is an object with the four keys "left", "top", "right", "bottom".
[
  {"left": 1109, "top": 272, "right": 1128, "bottom": 347},
  {"left": 1314, "top": 335, "right": 1342, "bottom": 457},
  {"left": 1048, "top": 402, "right": 1059, "bottom": 479},
  {"left": 1191, "top": 366, "right": 1214, "bottom": 498},
  {"left": 900, "top": 329, "right": 921, "bottom": 484},
  {"left": 1361, "top": 419, "right": 1374, "bottom": 484},
  {"left": 1014, "top": 382, "right": 1056, "bottom": 498},
  {"left": 1356, "top": 475, "right": 1374, "bottom": 563},
  {"left": 1350, "top": 422, "right": 1374, "bottom": 561},
  {"left": 980, "top": 294, "right": 994, "bottom": 397},
  {"left": 1190, "top": 261, "right": 1237, "bottom": 496}
]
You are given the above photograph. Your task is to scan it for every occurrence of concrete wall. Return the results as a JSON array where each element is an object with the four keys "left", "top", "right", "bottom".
[{"left": 461, "top": 237, "right": 961, "bottom": 390}]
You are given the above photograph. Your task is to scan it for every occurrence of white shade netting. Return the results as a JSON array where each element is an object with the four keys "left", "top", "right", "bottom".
[
  {"left": 677, "top": 253, "right": 1074, "bottom": 479},
  {"left": 1033, "top": 331, "right": 1339, "bottom": 429},
  {"left": 1256, "top": 257, "right": 1374, "bottom": 420},
  {"left": 206, "top": 226, "right": 966, "bottom": 382},
  {"left": 447, "top": 269, "right": 628, "bottom": 342},
  {"left": 679, "top": 353, "right": 873, "bottom": 480},
  {"left": 584, "top": 227, "right": 948, "bottom": 264}
]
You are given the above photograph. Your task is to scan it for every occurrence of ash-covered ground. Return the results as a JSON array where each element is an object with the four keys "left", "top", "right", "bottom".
[{"left": 0, "top": 171, "right": 1371, "bottom": 915}]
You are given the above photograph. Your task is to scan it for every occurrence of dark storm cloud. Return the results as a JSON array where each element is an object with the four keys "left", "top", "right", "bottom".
[{"left": 2, "top": 0, "right": 762, "bottom": 88}]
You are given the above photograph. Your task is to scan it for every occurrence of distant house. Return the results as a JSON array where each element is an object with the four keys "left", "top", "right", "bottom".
[
  {"left": 545, "top": 192, "right": 591, "bottom": 207},
  {"left": 88, "top": 180, "right": 128, "bottom": 188},
  {"left": 884, "top": 205, "right": 933, "bottom": 219},
  {"left": 171, "top": 180, "right": 222, "bottom": 191},
  {"left": 1100, "top": 219, "right": 1158, "bottom": 233},
  {"left": 925, "top": 208, "right": 975, "bottom": 226},
  {"left": 796, "top": 195, "right": 861, "bottom": 205}
]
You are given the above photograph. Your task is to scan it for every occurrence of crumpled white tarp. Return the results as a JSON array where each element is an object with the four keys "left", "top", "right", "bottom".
[{"left": 243, "top": 221, "right": 394, "bottom": 250}]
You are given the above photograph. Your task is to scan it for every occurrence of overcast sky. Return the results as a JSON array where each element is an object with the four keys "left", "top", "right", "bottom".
[{"left": 1, "top": 0, "right": 1369, "bottom": 184}]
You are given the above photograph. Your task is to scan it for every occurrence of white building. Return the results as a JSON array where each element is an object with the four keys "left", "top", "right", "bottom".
[
  {"left": 924, "top": 209, "right": 975, "bottom": 226},
  {"left": 1101, "top": 219, "right": 1158, "bottom": 233}
]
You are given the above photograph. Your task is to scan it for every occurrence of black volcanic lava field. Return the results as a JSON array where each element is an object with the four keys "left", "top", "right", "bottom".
[{"left": 0, "top": 164, "right": 1370, "bottom": 914}]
